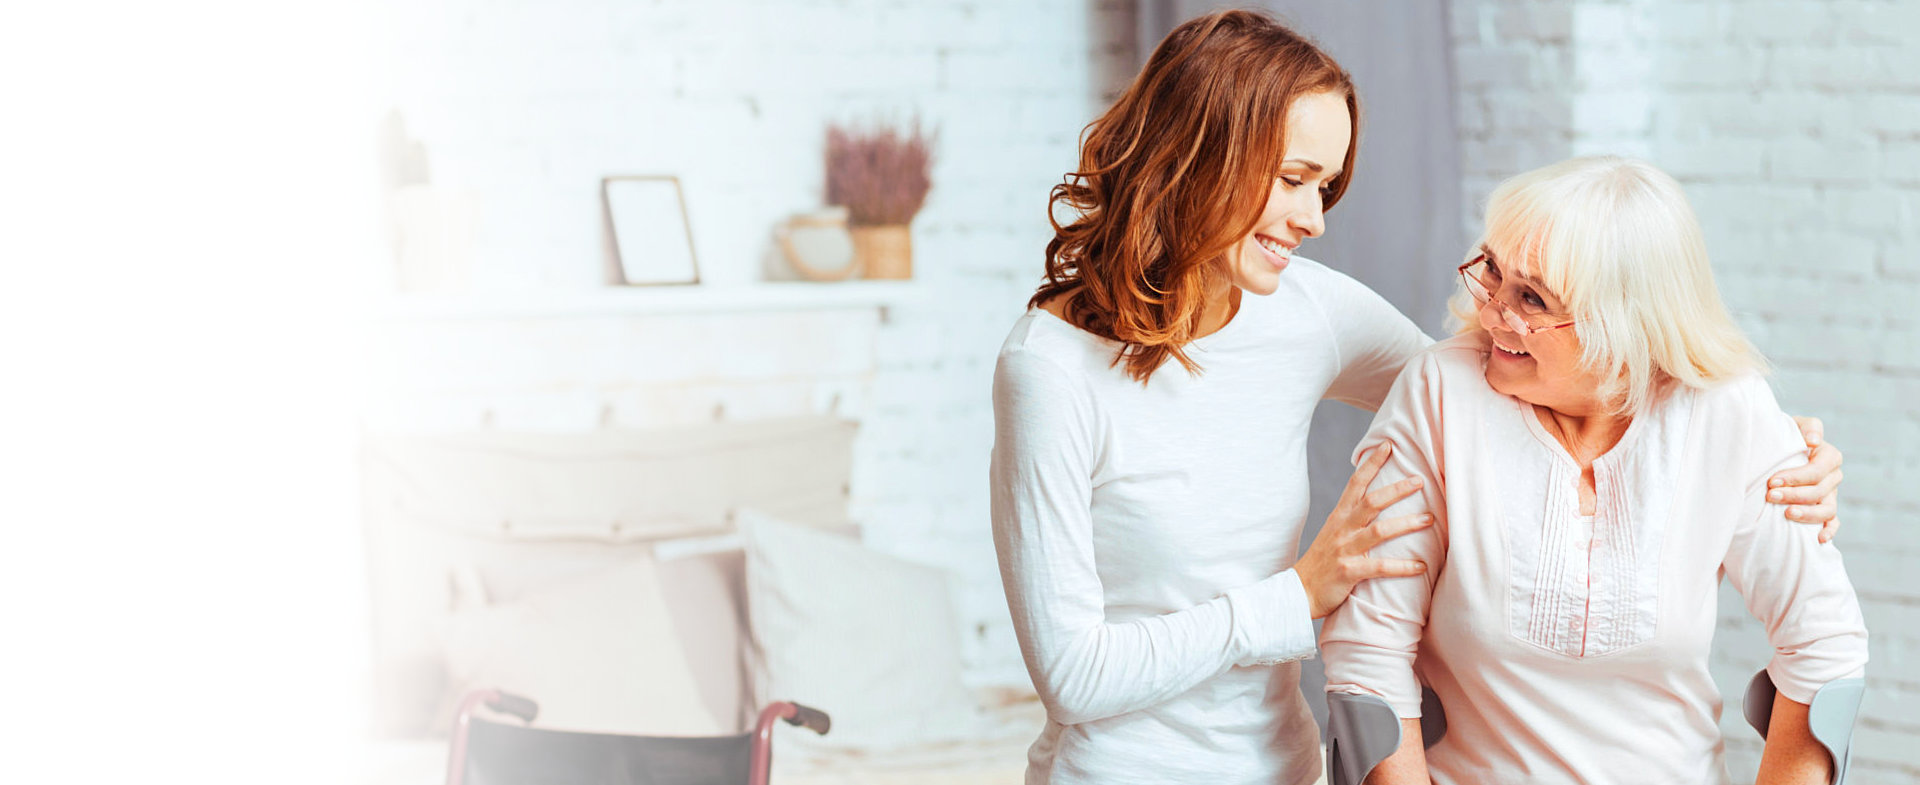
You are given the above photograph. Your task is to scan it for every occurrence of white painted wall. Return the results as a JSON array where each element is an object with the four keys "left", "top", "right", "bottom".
[{"left": 1452, "top": 1, "right": 1920, "bottom": 780}]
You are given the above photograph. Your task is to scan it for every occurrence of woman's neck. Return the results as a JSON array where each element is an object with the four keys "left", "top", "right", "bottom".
[
  {"left": 1194, "top": 284, "right": 1241, "bottom": 339},
  {"left": 1534, "top": 405, "right": 1633, "bottom": 465}
]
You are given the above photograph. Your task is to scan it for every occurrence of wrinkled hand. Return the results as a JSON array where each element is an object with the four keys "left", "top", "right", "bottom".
[
  {"left": 1772, "top": 416, "right": 1843, "bottom": 544},
  {"left": 1295, "top": 443, "right": 1433, "bottom": 619}
]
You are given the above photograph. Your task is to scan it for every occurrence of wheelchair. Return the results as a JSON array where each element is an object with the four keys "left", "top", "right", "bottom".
[{"left": 445, "top": 689, "right": 832, "bottom": 785}]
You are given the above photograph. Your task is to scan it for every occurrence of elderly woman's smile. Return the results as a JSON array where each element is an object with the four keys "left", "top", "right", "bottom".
[
  {"left": 1466, "top": 252, "right": 1604, "bottom": 417},
  {"left": 1489, "top": 338, "right": 1528, "bottom": 357}
]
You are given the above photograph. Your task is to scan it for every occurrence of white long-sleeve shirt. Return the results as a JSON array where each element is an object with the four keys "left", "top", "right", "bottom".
[
  {"left": 1321, "top": 336, "right": 1869, "bottom": 785},
  {"left": 989, "top": 257, "right": 1432, "bottom": 785}
]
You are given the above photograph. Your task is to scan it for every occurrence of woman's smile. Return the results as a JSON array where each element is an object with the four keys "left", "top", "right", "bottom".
[
  {"left": 1254, "top": 233, "right": 1294, "bottom": 271},
  {"left": 1489, "top": 335, "right": 1530, "bottom": 358}
]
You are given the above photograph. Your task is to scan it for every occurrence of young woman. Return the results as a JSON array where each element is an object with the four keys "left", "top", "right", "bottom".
[
  {"left": 989, "top": 11, "right": 1843, "bottom": 784},
  {"left": 1320, "top": 156, "right": 1868, "bottom": 785}
]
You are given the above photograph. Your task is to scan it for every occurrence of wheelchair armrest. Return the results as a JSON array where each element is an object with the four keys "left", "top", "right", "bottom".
[
  {"left": 1326, "top": 692, "right": 1399, "bottom": 785},
  {"left": 1743, "top": 669, "right": 1866, "bottom": 785},
  {"left": 1326, "top": 688, "right": 1447, "bottom": 785}
]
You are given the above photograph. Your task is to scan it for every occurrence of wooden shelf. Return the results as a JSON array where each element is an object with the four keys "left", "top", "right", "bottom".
[{"left": 378, "top": 281, "right": 928, "bottom": 320}]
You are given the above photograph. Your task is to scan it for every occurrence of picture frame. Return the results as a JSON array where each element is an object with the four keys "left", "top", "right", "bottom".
[{"left": 602, "top": 175, "right": 700, "bottom": 286}]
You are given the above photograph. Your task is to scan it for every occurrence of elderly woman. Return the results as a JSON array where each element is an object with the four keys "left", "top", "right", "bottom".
[{"left": 1319, "top": 157, "right": 1869, "bottom": 785}]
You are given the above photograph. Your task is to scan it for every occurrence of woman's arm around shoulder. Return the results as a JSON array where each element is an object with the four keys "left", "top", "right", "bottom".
[
  {"left": 1715, "top": 377, "right": 1868, "bottom": 784},
  {"left": 1293, "top": 259, "right": 1436, "bottom": 412}
]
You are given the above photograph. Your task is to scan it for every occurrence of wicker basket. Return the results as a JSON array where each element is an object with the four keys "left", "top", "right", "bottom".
[{"left": 851, "top": 224, "right": 912, "bottom": 280}]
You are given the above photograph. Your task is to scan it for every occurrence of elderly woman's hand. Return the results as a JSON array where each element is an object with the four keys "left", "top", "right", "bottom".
[
  {"left": 1295, "top": 443, "right": 1433, "bottom": 619},
  {"left": 1771, "top": 416, "right": 1843, "bottom": 544}
]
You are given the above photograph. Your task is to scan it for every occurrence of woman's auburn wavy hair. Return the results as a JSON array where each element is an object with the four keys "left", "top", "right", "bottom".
[{"left": 1032, "top": 9, "right": 1358, "bottom": 384}]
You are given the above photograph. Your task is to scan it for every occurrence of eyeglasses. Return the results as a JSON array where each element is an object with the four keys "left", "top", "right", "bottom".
[{"left": 1457, "top": 255, "right": 1576, "bottom": 336}]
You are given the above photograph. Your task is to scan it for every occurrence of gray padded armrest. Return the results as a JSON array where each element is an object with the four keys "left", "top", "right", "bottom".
[
  {"left": 1743, "top": 669, "right": 1866, "bottom": 785},
  {"left": 1327, "top": 692, "right": 1400, "bottom": 785},
  {"left": 1326, "top": 688, "right": 1446, "bottom": 785}
]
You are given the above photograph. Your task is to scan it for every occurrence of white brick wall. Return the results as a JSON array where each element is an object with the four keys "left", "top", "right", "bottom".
[
  {"left": 1452, "top": 0, "right": 1578, "bottom": 235},
  {"left": 374, "top": 0, "right": 1134, "bottom": 688},
  {"left": 1455, "top": 0, "right": 1920, "bottom": 780},
  {"left": 377, "top": 2, "right": 1915, "bottom": 773}
]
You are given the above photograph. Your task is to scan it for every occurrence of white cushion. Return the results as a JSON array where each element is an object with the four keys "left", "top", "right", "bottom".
[
  {"left": 654, "top": 536, "right": 753, "bottom": 731},
  {"left": 740, "top": 509, "right": 981, "bottom": 751},
  {"left": 362, "top": 418, "right": 858, "bottom": 541},
  {"left": 440, "top": 555, "right": 729, "bottom": 735}
]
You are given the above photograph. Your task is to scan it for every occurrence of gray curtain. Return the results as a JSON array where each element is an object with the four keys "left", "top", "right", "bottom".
[{"left": 1136, "top": 0, "right": 1466, "bottom": 731}]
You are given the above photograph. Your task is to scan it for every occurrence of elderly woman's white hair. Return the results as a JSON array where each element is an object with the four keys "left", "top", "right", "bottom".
[{"left": 1449, "top": 155, "right": 1765, "bottom": 415}]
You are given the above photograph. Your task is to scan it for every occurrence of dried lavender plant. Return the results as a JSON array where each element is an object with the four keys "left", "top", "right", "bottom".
[{"left": 825, "top": 117, "right": 936, "bottom": 226}]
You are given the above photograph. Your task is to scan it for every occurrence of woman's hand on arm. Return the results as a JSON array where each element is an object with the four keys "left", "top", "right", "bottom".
[
  {"left": 1295, "top": 443, "right": 1433, "bottom": 619},
  {"left": 1753, "top": 693, "right": 1834, "bottom": 785},
  {"left": 1771, "top": 416, "right": 1844, "bottom": 543}
]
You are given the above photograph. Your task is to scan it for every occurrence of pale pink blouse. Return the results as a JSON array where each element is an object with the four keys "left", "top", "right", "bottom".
[{"left": 1321, "top": 336, "right": 1868, "bottom": 785}]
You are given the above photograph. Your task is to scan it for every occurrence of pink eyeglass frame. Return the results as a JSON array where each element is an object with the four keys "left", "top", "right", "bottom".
[{"left": 1458, "top": 254, "right": 1576, "bottom": 335}]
